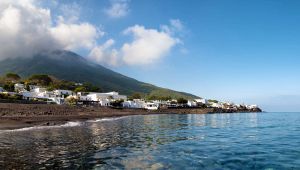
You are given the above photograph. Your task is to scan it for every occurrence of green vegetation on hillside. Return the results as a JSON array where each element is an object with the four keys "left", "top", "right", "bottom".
[
  {"left": 5, "top": 73, "right": 21, "bottom": 82},
  {"left": 0, "top": 73, "right": 102, "bottom": 93},
  {"left": 148, "top": 89, "right": 197, "bottom": 100},
  {"left": 208, "top": 99, "right": 218, "bottom": 103}
]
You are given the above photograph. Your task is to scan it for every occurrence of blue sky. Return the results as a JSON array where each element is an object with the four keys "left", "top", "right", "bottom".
[{"left": 2, "top": 0, "right": 300, "bottom": 111}]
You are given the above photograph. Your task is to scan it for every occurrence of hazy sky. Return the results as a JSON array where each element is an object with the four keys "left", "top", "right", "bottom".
[{"left": 1, "top": 0, "right": 300, "bottom": 111}]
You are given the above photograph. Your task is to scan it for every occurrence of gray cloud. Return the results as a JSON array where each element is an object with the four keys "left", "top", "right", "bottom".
[{"left": 0, "top": 0, "right": 102, "bottom": 60}]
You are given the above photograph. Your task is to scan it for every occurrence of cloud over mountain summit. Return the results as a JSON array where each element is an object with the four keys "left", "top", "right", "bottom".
[{"left": 0, "top": 0, "right": 183, "bottom": 67}]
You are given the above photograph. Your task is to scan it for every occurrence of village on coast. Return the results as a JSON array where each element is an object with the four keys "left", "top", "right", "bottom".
[{"left": 0, "top": 77, "right": 259, "bottom": 111}]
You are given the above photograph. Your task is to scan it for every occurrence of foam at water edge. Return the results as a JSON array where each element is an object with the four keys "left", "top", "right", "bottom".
[
  {"left": 0, "top": 121, "right": 82, "bottom": 133},
  {"left": 86, "top": 116, "right": 127, "bottom": 123}
]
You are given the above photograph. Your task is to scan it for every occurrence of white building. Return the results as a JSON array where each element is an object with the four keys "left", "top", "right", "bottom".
[
  {"left": 21, "top": 91, "right": 42, "bottom": 100},
  {"left": 195, "top": 98, "right": 208, "bottom": 105},
  {"left": 87, "top": 91, "right": 127, "bottom": 106},
  {"left": 49, "top": 97, "right": 64, "bottom": 104},
  {"left": 246, "top": 104, "right": 258, "bottom": 109},
  {"left": 76, "top": 92, "right": 91, "bottom": 101},
  {"left": 123, "top": 99, "right": 146, "bottom": 108},
  {"left": 87, "top": 91, "right": 127, "bottom": 101},
  {"left": 123, "top": 101, "right": 134, "bottom": 108},
  {"left": 14, "top": 83, "right": 26, "bottom": 92},
  {"left": 32, "top": 87, "right": 47, "bottom": 93},
  {"left": 187, "top": 100, "right": 197, "bottom": 107},
  {"left": 210, "top": 102, "right": 222, "bottom": 108},
  {"left": 145, "top": 102, "right": 159, "bottom": 110},
  {"left": 28, "top": 85, "right": 40, "bottom": 91},
  {"left": 54, "top": 90, "right": 74, "bottom": 97},
  {"left": 99, "top": 99, "right": 110, "bottom": 106}
]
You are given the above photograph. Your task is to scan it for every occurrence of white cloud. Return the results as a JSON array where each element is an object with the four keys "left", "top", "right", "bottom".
[
  {"left": 0, "top": 0, "right": 185, "bottom": 67},
  {"left": 105, "top": 0, "right": 129, "bottom": 18},
  {"left": 88, "top": 39, "right": 120, "bottom": 66},
  {"left": 0, "top": 0, "right": 57, "bottom": 59},
  {"left": 0, "top": 0, "right": 102, "bottom": 60},
  {"left": 58, "top": 2, "right": 81, "bottom": 23},
  {"left": 121, "top": 25, "right": 179, "bottom": 65},
  {"left": 88, "top": 22, "right": 183, "bottom": 66},
  {"left": 170, "top": 19, "right": 184, "bottom": 32},
  {"left": 50, "top": 22, "right": 102, "bottom": 51},
  {"left": 161, "top": 19, "right": 185, "bottom": 36}
]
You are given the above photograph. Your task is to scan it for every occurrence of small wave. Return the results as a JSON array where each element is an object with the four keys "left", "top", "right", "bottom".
[
  {"left": 0, "top": 121, "right": 81, "bottom": 133},
  {"left": 86, "top": 117, "right": 126, "bottom": 123}
]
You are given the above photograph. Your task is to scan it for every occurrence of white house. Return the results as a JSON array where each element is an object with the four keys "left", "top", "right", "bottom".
[
  {"left": 87, "top": 91, "right": 127, "bottom": 102},
  {"left": 21, "top": 91, "right": 40, "bottom": 100},
  {"left": 187, "top": 100, "right": 197, "bottom": 107},
  {"left": 145, "top": 102, "right": 159, "bottom": 110},
  {"left": 76, "top": 92, "right": 91, "bottom": 101},
  {"left": 86, "top": 92, "right": 127, "bottom": 106},
  {"left": 123, "top": 101, "right": 134, "bottom": 108},
  {"left": 246, "top": 104, "right": 258, "bottom": 109},
  {"left": 195, "top": 98, "right": 207, "bottom": 105},
  {"left": 28, "top": 85, "right": 40, "bottom": 91},
  {"left": 106, "top": 91, "right": 127, "bottom": 100},
  {"left": 49, "top": 97, "right": 65, "bottom": 104},
  {"left": 21, "top": 91, "right": 64, "bottom": 104},
  {"left": 123, "top": 99, "right": 146, "bottom": 108},
  {"left": 30, "top": 87, "right": 55, "bottom": 99},
  {"left": 54, "top": 90, "right": 74, "bottom": 97},
  {"left": 87, "top": 93, "right": 108, "bottom": 101},
  {"left": 210, "top": 102, "right": 222, "bottom": 108},
  {"left": 14, "top": 83, "right": 26, "bottom": 92},
  {"left": 100, "top": 99, "right": 110, "bottom": 106},
  {"left": 135, "top": 99, "right": 146, "bottom": 108},
  {"left": 79, "top": 95, "right": 91, "bottom": 101},
  {"left": 32, "top": 87, "right": 47, "bottom": 93}
]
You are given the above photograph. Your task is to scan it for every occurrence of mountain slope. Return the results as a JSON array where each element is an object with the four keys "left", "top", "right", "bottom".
[{"left": 0, "top": 50, "right": 198, "bottom": 99}]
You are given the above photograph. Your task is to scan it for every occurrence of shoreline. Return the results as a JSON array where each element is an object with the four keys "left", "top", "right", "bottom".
[{"left": 0, "top": 103, "right": 261, "bottom": 130}]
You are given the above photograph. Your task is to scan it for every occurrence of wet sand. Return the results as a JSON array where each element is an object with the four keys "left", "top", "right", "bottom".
[{"left": 0, "top": 103, "right": 261, "bottom": 130}]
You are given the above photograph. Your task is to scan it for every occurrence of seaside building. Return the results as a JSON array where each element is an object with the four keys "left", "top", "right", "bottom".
[
  {"left": 210, "top": 102, "right": 222, "bottom": 108},
  {"left": 14, "top": 83, "right": 26, "bottom": 92},
  {"left": 187, "top": 100, "right": 197, "bottom": 107},
  {"left": 145, "top": 102, "right": 159, "bottom": 110},
  {"left": 54, "top": 90, "right": 74, "bottom": 97},
  {"left": 87, "top": 91, "right": 127, "bottom": 106},
  {"left": 123, "top": 99, "right": 146, "bottom": 108},
  {"left": 195, "top": 98, "right": 208, "bottom": 105},
  {"left": 246, "top": 104, "right": 258, "bottom": 109}
]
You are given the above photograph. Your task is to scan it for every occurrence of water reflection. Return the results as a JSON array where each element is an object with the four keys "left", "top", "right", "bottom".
[{"left": 1, "top": 113, "right": 299, "bottom": 170}]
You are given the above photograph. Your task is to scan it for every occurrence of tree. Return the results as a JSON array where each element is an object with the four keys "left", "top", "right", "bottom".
[
  {"left": 65, "top": 96, "right": 78, "bottom": 105},
  {"left": 159, "top": 96, "right": 172, "bottom": 101},
  {"left": 82, "top": 82, "right": 102, "bottom": 92},
  {"left": 3, "top": 82, "right": 15, "bottom": 92},
  {"left": 129, "top": 92, "right": 142, "bottom": 100},
  {"left": 25, "top": 83, "right": 31, "bottom": 91},
  {"left": 74, "top": 86, "right": 87, "bottom": 93},
  {"left": 147, "top": 95, "right": 159, "bottom": 100},
  {"left": 177, "top": 98, "right": 188, "bottom": 104},
  {"left": 208, "top": 99, "right": 218, "bottom": 103},
  {"left": 28, "top": 74, "right": 52, "bottom": 86},
  {"left": 5, "top": 73, "right": 21, "bottom": 82}
]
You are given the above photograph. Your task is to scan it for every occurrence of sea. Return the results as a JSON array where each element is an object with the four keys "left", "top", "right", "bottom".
[{"left": 0, "top": 112, "right": 299, "bottom": 169}]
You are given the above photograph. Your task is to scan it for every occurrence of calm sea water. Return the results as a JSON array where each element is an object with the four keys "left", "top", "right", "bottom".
[{"left": 0, "top": 112, "right": 300, "bottom": 169}]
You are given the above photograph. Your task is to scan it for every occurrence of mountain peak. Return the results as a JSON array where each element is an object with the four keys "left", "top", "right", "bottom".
[{"left": 0, "top": 50, "right": 198, "bottom": 99}]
